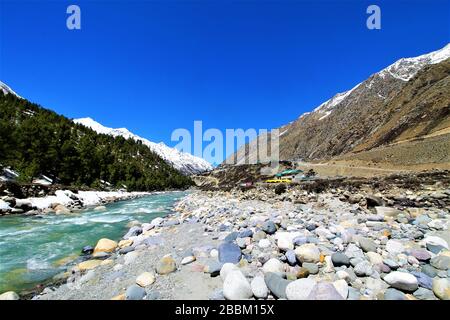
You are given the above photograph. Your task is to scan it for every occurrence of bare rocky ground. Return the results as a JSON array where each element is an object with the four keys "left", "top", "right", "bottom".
[{"left": 23, "top": 171, "right": 450, "bottom": 301}]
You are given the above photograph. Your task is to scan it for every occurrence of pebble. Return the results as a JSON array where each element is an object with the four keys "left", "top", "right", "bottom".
[
  {"left": 359, "top": 237, "right": 377, "bottom": 253},
  {"left": 432, "top": 278, "right": 450, "bottom": 300},
  {"left": 285, "top": 250, "right": 297, "bottom": 265},
  {"left": 125, "top": 285, "right": 146, "bottom": 300},
  {"left": 295, "top": 244, "right": 320, "bottom": 263},
  {"left": 333, "top": 279, "right": 349, "bottom": 299},
  {"left": 354, "top": 260, "right": 373, "bottom": 277},
  {"left": 262, "top": 221, "right": 277, "bottom": 235},
  {"left": 220, "top": 263, "right": 239, "bottom": 281},
  {"left": 385, "top": 240, "right": 405, "bottom": 255},
  {"left": 331, "top": 252, "right": 350, "bottom": 267},
  {"left": 218, "top": 242, "right": 242, "bottom": 264},
  {"left": 430, "top": 255, "right": 450, "bottom": 270},
  {"left": 302, "top": 262, "right": 319, "bottom": 274},
  {"left": 264, "top": 272, "right": 290, "bottom": 299},
  {"left": 258, "top": 239, "right": 271, "bottom": 248},
  {"left": 411, "top": 271, "right": 433, "bottom": 290},
  {"left": 262, "top": 258, "right": 284, "bottom": 275},
  {"left": 136, "top": 272, "right": 155, "bottom": 287},
  {"left": 181, "top": 256, "right": 196, "bottom": 265},
  {"left": 156, "top": 255, "right": 177, "bottom": 275},
  {"left": 384, "top": 288, "right": 407, "bottom": 300},
  {"left": 383, "top": 271, "right": 419, "bottom": 292}
]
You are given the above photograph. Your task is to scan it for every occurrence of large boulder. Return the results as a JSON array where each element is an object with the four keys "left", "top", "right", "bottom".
[{"left": 223, "top": 270, "right": 252, "bottom": 300}]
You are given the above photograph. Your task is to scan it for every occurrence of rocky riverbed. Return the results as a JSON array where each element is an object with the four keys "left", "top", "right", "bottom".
[{"left": 3, "top": 179, "right": 449, "bottom": 300}]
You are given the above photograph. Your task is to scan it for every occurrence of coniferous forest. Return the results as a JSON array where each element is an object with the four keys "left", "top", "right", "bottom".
[{"left": 0, "top": 92, "right": 193, "bottom": 191}]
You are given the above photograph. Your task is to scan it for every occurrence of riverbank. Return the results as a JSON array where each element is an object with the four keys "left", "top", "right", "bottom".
[{"left": 17, "top": 175, "right": 449, "bottom": 301}]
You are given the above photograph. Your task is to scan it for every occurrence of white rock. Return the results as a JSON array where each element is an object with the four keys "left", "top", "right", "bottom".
[
  {"left": 286, "top": 278, "right": 317, "bottom": 300},
  {"left": 383, "top": 271, "right": 418, "bottom": 292},
  {"left": 422, "top": 236, "right": 449, "bottom": 249},
  {"left": 366, "top": 252, "right": 383, "bottom": 265},
  {"left": 323, "top": 255, "right": 334, "bottom": 273},
  {"left": 385, "top": 240, "right": 405, "bottom": 255},
  {"left": 0, "top": 291, "right": 19, "bottom": 300},
  {"left": 295, "top": 244, "right": 320, "bottom": 263},
  {"left": 220, "top": 263, "right": 239, "bottom": 281},
  {"left": 251, "top": 276, "right": 269, "bottom": 298},
  {"left": 333, "top": 279, "right": 349, "bottom": 299},
  {"left": 181, "top": 256, "right": 196, "bottom": 265},
  {"left": 276, "top": 232, "right": 294, "bottom": 251},
  {"left": 136, "top": 272, "right": 155, "bottom": 287},
  {"left": 262, "top": 258, "right": 284, "bottom": 275},
  {"left": 223, "top": 270, "right": 253, "bottom": 300}
]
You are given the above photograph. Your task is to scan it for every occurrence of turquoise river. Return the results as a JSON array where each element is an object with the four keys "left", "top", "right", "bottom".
[{"left": 0, "top": 191, "right": 188, "bottom": 293}]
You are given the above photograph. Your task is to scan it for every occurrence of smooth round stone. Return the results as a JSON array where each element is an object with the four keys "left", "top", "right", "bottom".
[
  {"left": 421, "top": 264, "right": 438, "bottom": 277},
  {"left": 218, "top": 242, "right": 242, "bottom": 264},
  {"left": 297, "top": 267, "right": 310, "bottom": 278},
  {"left": 331, "top": 252, "right": 350, "bottom": 267},
  {"left": 410, "top": 249, "right": 431, "bottom": 261},
  {"left": 285, "top": 250, "right": 297, "bottom": 266},
  {"left": 181, "top": 256, "right": 196, "bottom": 265},
  {"left": 295, "top": 244, "right": 320, "bottom": 263},
  {"left": 385, "top": 240, "right": 405, "bottom": 255},
  {"left": 220, "top": 263, "right": 239, "bottom": 281},
  {"left": 306, "top": 223, "right": 317, "bottom": 231},
  {"left": 307, "top": 282, "right": 344, "bottom": 300},
  {"left": 383, "top": 271, "right": 418, "bottom": 292},
  {"left": 377, "top": 263, "right": 391, "bottom": 273},
  {"left": 423, "top": 236, "right": 449, "bottom": 250},
  {"left": 0, "top": 291, "right": 19, "bottom": 300},
  {"left": 264, "top": 272, "right": 290, "bottom": 299},
  {"left": 413, "top": 287, "right": 437, "bottom": 300},
  {"left": 136, "top": 272, "right": 155, "bottom": 287},
  {"left": 156, "top": 255, "right": 177, "bottom": 275},
  {"left": 366, "top": 252, "right": 383, "bottom": 265},
  {"left": 262, "top": 258, "right": 284, "bottom": 275},
  {"left": 125, "top": 285, "right": 146, "bottom": 300},
  {"left": 384, "top": 288, "right": 407, "bottom": 300},
  {"left": 383, "top": 259, "right": 399, "bottom": 270},
  {"left": 359, "top": 237, "right": 377, "bottom": 253},
  {"left": 285, "top": 278, "right": 316, "bottom": 300},
  {"left": 302, "top": 262, "right": 319, "bottom": 275},
  {"left": 354, "top": 260, "right": 373, "bottom": 277},
  {"left": 432, "top": 278, "right": 450, "bottom": 300},
  {"left": 223, "top": 270, "right": 252, "bottom": 300},
  {"left": 430, "top": 255, "right": 450, "bottom": 270},
  {"left": 411, "top": 271, "right": 433, "bottom": 290},
  {"left": 258, "top": 239, "right": 271, "bottom": 248},
  {"left": 251, "top": 276, "right": 269, "bottom": 299},
  {"left": 427, "top": 243, "right": 446, "bottom": 254},
  {"left": 262, "top": 221, "right": 277, "bottom": 235},
  {"left": 277, "top": 233, "right": 294, "bottom": 251}
]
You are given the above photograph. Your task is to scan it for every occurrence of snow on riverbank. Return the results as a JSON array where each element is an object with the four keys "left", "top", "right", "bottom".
[{"left": 28, "top": 190, "right": 152, "bottom": 210}]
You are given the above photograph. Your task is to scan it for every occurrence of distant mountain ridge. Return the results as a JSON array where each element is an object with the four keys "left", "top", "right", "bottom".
[
  {"left": 227, "top": 43, "right": 450, "bottom": 165},
  {"left": 74, "top": 117, "right": 213, "bottom": 175}
]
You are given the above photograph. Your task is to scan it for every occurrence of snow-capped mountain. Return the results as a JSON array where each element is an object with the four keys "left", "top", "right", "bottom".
[
  {"left": 0, "top": 81, "right": 22, "bottom": 98},
  {"left": 227, "top": 43, "right": 450, "bottom": 164},
  {"left": 74, "top": 117, "right": 213, "bottom": 175},
  {"left": 312, "top": 43, "right": 450, "bottom": 119}
]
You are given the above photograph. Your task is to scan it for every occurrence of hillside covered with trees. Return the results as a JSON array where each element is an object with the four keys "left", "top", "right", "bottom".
[{"left": 0, "top": 92, "right": 192, "bottom": 191}]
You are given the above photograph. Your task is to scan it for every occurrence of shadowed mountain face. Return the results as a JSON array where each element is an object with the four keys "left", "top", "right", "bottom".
[{"left": 226, "top": 45, "right": 450, "bottom": 165}]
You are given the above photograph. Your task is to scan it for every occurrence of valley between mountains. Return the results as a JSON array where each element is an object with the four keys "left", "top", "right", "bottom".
[{"left": 0, "top": 44, "right": 449, "bottom": 301}]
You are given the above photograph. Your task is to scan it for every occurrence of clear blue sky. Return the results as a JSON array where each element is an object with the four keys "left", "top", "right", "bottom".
[{"left": 1, "top": 0, "right": 449, "bottom": 163}]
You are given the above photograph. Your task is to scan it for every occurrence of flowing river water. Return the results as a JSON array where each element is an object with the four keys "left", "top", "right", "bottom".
[{"left": 0, "top": 191, "right": 188, "bottom": 294}]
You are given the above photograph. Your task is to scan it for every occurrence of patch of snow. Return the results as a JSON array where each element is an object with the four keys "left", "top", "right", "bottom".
[
  {"left": 379, "top": 43, "right": 450, "bottom": 81},
  {"left": 0, "top": 81, "right": 22, "bottom": 98},
  {"left": 73, "top": 117, "right": 213, "bottom": 175}
]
